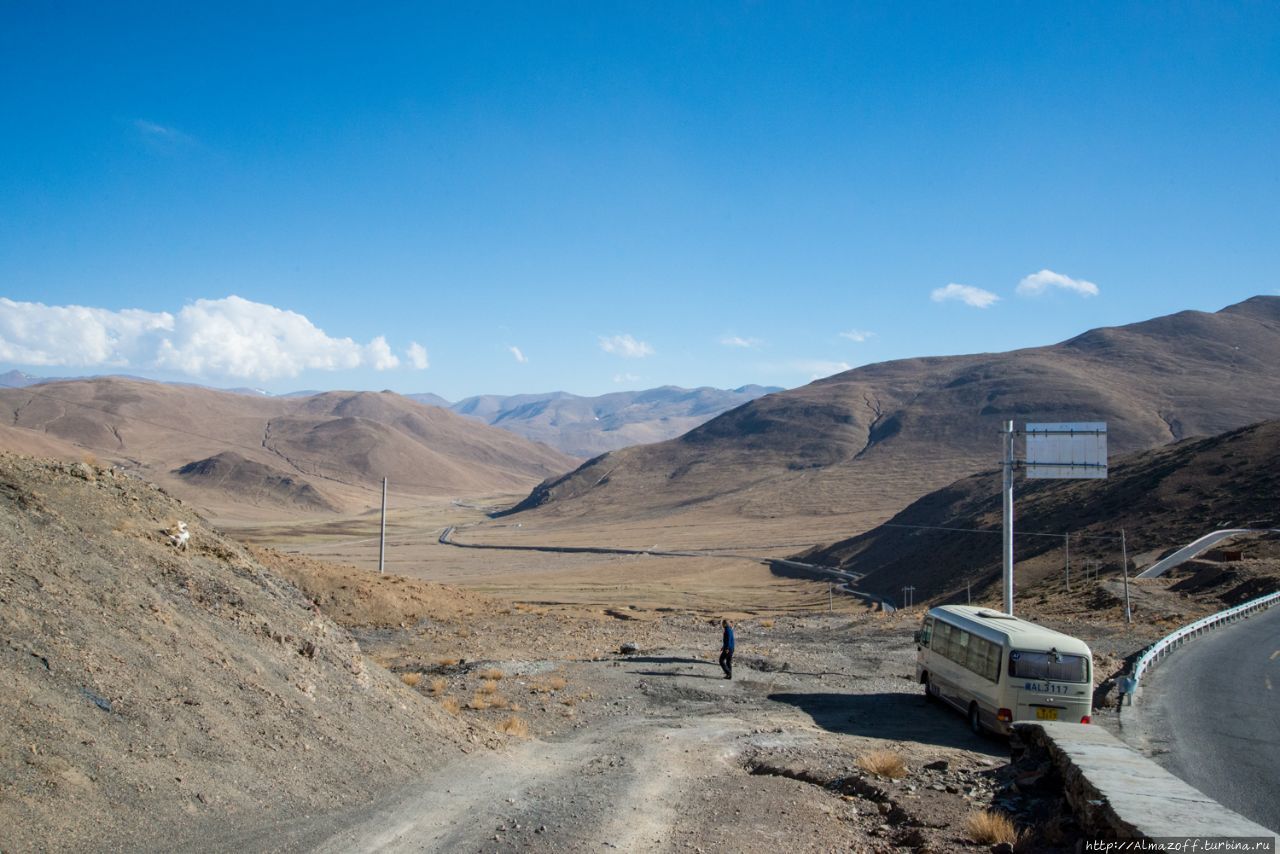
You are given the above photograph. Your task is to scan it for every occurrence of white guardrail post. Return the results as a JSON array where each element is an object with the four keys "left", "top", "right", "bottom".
[{"left": 1128, "top": 590, "right": 1280, "bottom": 705}]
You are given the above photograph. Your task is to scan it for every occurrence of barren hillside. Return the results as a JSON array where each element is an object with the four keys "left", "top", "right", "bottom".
[
  {"left": 799, "top": 419, "right": 1280, "bottom": 606},
  {"left": 501, "top": 296, "right": 1280, "bottom": 542},
  {"left": 0, "top": 453, "right": 484, "bottom": 851},
  {"left": 0, "top": 379, "right": 577, "bottom": 519}
]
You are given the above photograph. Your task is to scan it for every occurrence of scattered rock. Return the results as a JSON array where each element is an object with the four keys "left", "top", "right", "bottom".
[{"left": 923, "top": 759, "right": 949, "bottom": 772}]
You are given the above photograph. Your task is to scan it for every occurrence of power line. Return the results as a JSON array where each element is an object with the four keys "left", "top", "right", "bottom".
[{"left": 876, "top": 521, "right": 1122, "bottom": 542}]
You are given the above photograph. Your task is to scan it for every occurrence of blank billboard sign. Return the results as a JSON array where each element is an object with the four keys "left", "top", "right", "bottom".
[{"left": 1025, "top": 422, "right": 1107, "bottom": 479}]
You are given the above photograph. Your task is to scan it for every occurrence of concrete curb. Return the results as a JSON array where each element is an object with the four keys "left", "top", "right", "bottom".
[{"left": 1013, "top": 722, "right": 1277, "bottom": 842}]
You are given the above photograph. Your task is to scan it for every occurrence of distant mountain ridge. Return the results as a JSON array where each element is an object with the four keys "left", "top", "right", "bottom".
[
  {"left": 500, "top": 296, "right": 1280, "bottom": 542},
  {"left": 0, "top": 378, "right": 577, "bottom": 518},
  {"left": 430, "top": 385, "right": 783, "bottom": 457}
]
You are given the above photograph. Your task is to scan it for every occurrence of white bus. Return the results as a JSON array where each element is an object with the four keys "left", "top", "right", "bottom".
[{"left": 914, "top": 605, "right": 1093, "bottom": 735}]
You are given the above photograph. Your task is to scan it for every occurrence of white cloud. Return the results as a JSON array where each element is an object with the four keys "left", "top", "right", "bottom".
[
  {"left": 1016, "top": 269, "right": 1099, "bottom": 298},
  {"left": 613, "top": 373, "right": 640, "bottom": 384},
  {"left": 507, "top": 345, "right": 528, "bottom": 364},
  {"left": 598, "top": 333, "right": 654, "bottom": 358},
  {"left": 839, "top": 329, "right": 875, "bottom": 343},
  {"left": 930, "top": 283, "right": 1000, "bottom": 308},
  {"left": 0, "top": 295, "right": 411, "bottom": 381},
  {"left": 719, "top": 335, "right": 763, "bottom": 349},
  {"left": 0, "top": 298, "right": 172, "bottom": 366},
  {"left": 365, "top": 336, "right": 400, "bottom": 371},
  {"left": 406, "top": 342, "right": 430, "bottom": 370}
]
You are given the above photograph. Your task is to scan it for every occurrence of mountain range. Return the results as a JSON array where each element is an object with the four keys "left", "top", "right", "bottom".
[
  {"left": 432, "top": 385, "right": 782, "bottom": 457},
  {"left": 502, "top": 296, "right": 1280, "bottom": 542},
  {"left": 1, "top": 371, "right": 781, "bottom": 459},
  {"left": 0, "top": 379, "right": 576, "bottom": 519}
]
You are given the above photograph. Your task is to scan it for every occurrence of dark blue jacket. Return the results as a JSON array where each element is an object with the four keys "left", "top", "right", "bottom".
[{"left": 722, "top": 624, "right": 735, "bottom": 651}]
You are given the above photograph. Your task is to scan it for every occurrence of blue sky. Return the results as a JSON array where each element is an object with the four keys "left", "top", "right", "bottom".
[{"left": 2, "top": 3, "right": 1277, "bottom": 399}]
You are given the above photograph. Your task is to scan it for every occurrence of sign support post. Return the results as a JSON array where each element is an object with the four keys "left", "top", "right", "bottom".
[{"left": 1002, "top": 420, "right": 1015, "bottom": 614}]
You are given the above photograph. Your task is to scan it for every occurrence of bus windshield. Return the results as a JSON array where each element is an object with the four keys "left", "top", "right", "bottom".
[{"left": 1008, "top": 650, "right": 1089, "bottom": 684}]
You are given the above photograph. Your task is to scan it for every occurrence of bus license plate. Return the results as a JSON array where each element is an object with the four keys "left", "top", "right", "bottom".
[{"left": 1035, "top": 707, "right": 1059, "bottom": 721}]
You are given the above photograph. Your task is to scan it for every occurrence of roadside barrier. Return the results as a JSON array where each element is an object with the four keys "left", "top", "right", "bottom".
[{"left": 1129, "top": 589, "right": 1280, "bottom": 700}]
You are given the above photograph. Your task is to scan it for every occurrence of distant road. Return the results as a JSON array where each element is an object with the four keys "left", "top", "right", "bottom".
[
  {"left": 1137, "top": 603, "right": 1280, "bottom": 832},
  {"left": 1136, "top": 528, "right": 1279, "bottom": 579},
  {"left": 438, "top": 527, "right": 893, "bottom": 609}
]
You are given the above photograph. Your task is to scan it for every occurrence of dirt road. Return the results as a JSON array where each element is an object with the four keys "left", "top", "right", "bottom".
[{"left": 214, "top": 617, "right": 1007, "bottom": 853}]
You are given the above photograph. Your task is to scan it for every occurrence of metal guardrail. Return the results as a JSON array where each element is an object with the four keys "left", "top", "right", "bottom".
[{"left": 1130, "top": 589, "right": 1280, "bottom": 694}]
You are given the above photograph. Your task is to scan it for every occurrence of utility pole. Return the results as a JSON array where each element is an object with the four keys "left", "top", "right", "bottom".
[
  {"left": 828, "top": 583, "right": 833, "bottom": 613},
  {"left": 1002, "top": 420, "right": 1015, "bottom": 614},
  {"left": 1120, "top": 527, "right": 1132, "bottom": 623},
  {"left": 907, "top": 586, "right": 916, "bottom": 608},
  {"left": 378, "top": 477, "right": 387, "bottom": 575},
  {"left": 1064, "top": 532, "right": 1071, "bottom": 593},
  {"left": 966, "top": 580, "right": 971, "bottom": 604}
]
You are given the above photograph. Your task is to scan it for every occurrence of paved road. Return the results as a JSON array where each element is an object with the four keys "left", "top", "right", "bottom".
[
  {"left": 1136, "top": 528, "right": 1279, "bottom": 578},
  {"left": 1137, "top": 603, "right": 1280, "bottom": 832}
]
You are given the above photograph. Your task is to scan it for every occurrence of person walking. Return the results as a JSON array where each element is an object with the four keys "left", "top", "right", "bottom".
[{"left": 719, "top": 619, "right": 735, "bottom": 679}]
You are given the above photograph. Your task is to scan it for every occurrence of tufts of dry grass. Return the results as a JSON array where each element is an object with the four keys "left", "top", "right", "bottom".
[
  {"left": 436, "top": 657, "right": 461, "bottom": 667},
  {"left": 400, "top": 672, "right": 423, "bottom": 688},
  {"left": 429, "top": 677, "right": 447, "bottom": 696},
  {"left": 759, "top": 618, "right": 775, "bottom": 628},
  {"left": 497, "top": 716, "right": 529, "bottom": 737},
  {"left": 479, "top": 668, "right": 505, "bottom": 681},
  {"left": 478, "top": 679, "right": 499, "bottom": 695},
  {"left": 466, "top": 693, "right": 491, "bottom": 710},
  {"left": 440, "top": 696, "right": 461, "bottom": 715},
  {"left": 856, "top": 749, "right": 908, "bottom": 779},
  {"left": 488, "top": 696, "right": 510, "bottom": 710},
  {"left": 531, "top": 675, "right": 568, "bottom": 694},
  {"left": 964, "top": 811, "right": 1019, "bottom": 845}
]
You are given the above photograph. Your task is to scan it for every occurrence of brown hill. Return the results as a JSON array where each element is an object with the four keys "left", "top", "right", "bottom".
[
  {"left": 502, "top": 296, "right": 1280, "bottom": 544},
  {"left": 0, "top": 378, "right": 578, "bottom": 518},
  {"left": 0, "top": 453, "right": 479, "bottom": 851},
  {"left": 798, "top": 419, "right": 1280, "bottom": 606},
  {"left": 174, "top": 450, "right": 338, "bottom": 512}
]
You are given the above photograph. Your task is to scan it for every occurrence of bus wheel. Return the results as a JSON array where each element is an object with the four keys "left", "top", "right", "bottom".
[
  {"left": 923, "top": 674, "right": 938, "bottom": 702},
  {"left": 968, "top": 702, "right": 983, "bottom": 735}
]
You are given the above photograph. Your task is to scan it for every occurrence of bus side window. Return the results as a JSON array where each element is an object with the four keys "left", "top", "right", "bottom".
[{"left": 920, "top": 617, "right": 934, "bottom": 647}]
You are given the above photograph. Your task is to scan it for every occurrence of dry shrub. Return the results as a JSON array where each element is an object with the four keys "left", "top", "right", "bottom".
[
  {"left": 488, "top": 696, "right": 510, "bottom": 710},
  {"left": 436, "top": 657, "right": 461, "bottom": 667},
  {"left": 480, "top": 668, "right": 505, "bottom": 681},
  {"left": 429, "top": 677, "right": 447, "bottom": 696},
  {"left": 497, "top": 716, "right": 529, "bottom": 737},
  {"left": 466, "top": 693, "right": 491, "bottom": 710},
  {"left": 400, "top": 672, "right": 422, "bottom": 688},
  {"left": 759, "top": 619, "right": 775, "bottom": 628},
  {"left": 530, "top": 676, "right": 567, "bottom": 695},
  {"left": 964, "top": 811, "right": 1019, "bottom": 845},
  {"left": 440, "top": 696, "right": 461, "bottom": 715},
  {"left": 856, "top": 749, "right": 908, "bottom": 779},
  {"left": 478, "top": 680, "right": 499, "bottom": 695},
  {"left": 560, "top": 696, "right": 576, "bottom": 707}
]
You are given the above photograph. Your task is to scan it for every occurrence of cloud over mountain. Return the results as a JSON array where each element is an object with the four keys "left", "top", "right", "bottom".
[{"left": 0, "top": 295, "right": 418, "bottom": 381}]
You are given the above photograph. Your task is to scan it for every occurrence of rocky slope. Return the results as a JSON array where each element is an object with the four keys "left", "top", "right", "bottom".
[{"left": 0, "top": 453, "right": 482, "bottom": 851}]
